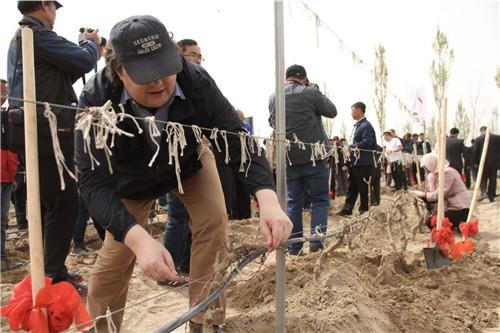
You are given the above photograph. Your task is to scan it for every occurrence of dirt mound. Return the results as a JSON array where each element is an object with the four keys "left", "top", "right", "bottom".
[{"left": 223, "top": 196, "right": 500, "bottom": 333}]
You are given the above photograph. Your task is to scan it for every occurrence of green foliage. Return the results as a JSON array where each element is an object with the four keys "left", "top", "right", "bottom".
[
  {"left": 430, "top": 28, "right": 454, "bottom": 113},
  {"left": 372, "top": 43, "right": 388, "bottom": 134},
  {"left": 453, "top": 100, "right": 471, "bottom": 141}
]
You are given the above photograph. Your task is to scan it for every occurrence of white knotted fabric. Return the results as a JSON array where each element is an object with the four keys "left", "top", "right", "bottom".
[
  {"left": 144, "top": 116, "right": 161, "bottom": 167},
  {"left": 220, "top": 130, "right": 230, "bottom": 164},
  {"left": 165, "top": 122, "right": 187, "bottom": 194},
  {"left": 43, "top": 102, "right": 78, "bottom": 190}
]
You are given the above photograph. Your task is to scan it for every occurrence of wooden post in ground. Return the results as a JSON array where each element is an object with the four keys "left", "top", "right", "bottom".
[
  {"left": 22, "top": 27, "right": 46, "bottom": 309},
  {"left": 466, "top": 128, "right": 491, "bottom": 223},
  {"left": 436, "top": 99, "right": 447, "bottom": 230}
]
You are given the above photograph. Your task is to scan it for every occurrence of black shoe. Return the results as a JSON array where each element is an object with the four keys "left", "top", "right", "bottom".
[
  {"left": 336, "top": 209, "right": 352, "bottom": 217},
  {"left": 309, "top": 244, "right": 324, "bottom": 253},
  {"left": 287, "top": 248, "right": 304, "bottom": 256}
]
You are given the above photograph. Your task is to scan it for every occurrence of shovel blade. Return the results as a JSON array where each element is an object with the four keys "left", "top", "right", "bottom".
[{"left": 423, "top": 247, "right": 451, "bottom": 269}]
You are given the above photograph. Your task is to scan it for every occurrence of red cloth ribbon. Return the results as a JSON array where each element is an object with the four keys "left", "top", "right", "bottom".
[
  {"left": 459, "top": 219, "right": 479, "bottom": 239},
  {"left": 431, "top": 217, "right": 455, "bottom": 258},
  {"left": 1, "top": 275, "right": 92, "bottom": 333}
]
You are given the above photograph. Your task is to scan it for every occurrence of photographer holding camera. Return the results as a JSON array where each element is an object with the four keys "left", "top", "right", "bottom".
[{"left": 7, "top": 0, "right": 100, "bottom": 295}]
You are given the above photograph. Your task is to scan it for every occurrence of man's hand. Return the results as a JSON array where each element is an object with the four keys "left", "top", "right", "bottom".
[
  {"left": 124, "top": 225, "right": 182, "bottom": 282},
  {"left": 341, "top": 165, "right": 348, "bottom": 172},
  {"left": 255, "top": 189, "right": 293, "bottom": 251},
  {"left": 410, "top": 190, "right": 425, "bottom": 198},
  {"left": 84, "top": 28, "right": 101, "bottom": 46}
]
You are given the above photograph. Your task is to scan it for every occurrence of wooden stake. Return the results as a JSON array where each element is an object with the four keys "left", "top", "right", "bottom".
[
  {"left": 466, "top": 128, "right": 491, "bottom": 223},
  {"left": 22, "top": 27, "right": 46, "bottom": 306},
  {"left": 436, "top": 99, "right": 447, "bottom": 230}
]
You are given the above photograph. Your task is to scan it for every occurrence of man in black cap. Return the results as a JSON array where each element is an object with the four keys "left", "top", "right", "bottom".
[
  {"left": 269, "top": 64, "right": 337, "bottom": 255},
  {"left": 7, "top": 0, "right": 100, "bottom": 294},
  {"left": 77, "top": 15, "right": 292, "bottom": 333}
]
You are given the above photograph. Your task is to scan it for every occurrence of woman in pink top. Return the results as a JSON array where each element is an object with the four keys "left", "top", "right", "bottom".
[{"left": 413, "top": 153, "right": 471, "bottom": 231}]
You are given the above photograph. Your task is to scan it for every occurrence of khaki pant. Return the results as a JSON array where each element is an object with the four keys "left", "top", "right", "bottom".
[{"left": 88, "top": 144, "right": 227, "bottom": 332}]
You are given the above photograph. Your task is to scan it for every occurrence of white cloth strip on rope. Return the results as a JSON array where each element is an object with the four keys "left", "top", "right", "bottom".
[
  {"left": 165, "top": 122, "right": 187, "bottom": 194},
  {"left": 44, "top": 103, "right": 78, "bottom": 190},
  {"left": 220, "top": 130, "right": 230, "bottom": 164},
  {"left": 209, "top": 128, "right": 222, "bottom": 152},
  {"left": 144, "top": 116, "right": 161, "bottom": 167},
  {"left": 75, "top": 100, "right": 140, "bottom": 175},
  {"left": 238, "top": 132, "right": 252, "bottom": 177},
  {"left": 191, "top": 124, "right": 204, "bottom": 143}
]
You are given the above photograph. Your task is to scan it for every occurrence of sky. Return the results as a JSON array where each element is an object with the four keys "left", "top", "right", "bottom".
[{"left": 0, "top": 0, "right": 498, "bottom": 144}]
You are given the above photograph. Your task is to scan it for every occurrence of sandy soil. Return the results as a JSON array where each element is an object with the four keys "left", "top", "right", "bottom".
[{"left": 1, "top": 185, "right": 499, "bottom": 333}]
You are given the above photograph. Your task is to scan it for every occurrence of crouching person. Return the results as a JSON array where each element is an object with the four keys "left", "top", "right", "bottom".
[
  {"left": 412, "top": 153, "right": 471, "bottom": 232},
  {"left": 75, "top": 15, "right": 292, "bottom": 333}
]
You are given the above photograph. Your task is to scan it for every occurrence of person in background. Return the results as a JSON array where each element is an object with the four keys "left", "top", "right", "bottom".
[
  {"left": 177, "top": 38, "right": 203, "bottom": 65},
  {"left": 71, "top": 192, "right": 105, "bottom": 256},
  {"left": 472, "top": 127, "right": 500, "bottom": 203},
  {"left": 230, "top": 109, "right": 252, "bottom": 219},
  {"left": 412, "top": 153, "right": 471, "bottom": 232},
  {"left": 7, "top": 0, "right": 100, "bottom": 295},
  {"left": 371, "top": 144, "right": 383, "bottom": 206},
  {"left": 463, "top": 140, "right": 473, "bottom": 189},
  {"left": 1, "top": 78, "right": 20, "bottom": 271},
  {"left": 446, "top": 127, "right": 466, "bottom": 175},
  {"left": 337, "top": 102, "right": 377, "bottom": 216},
  {"left": 269, "top": 64, "right": 337, "bottom": 254},
  {"left": 335, "top": 138, "right": 349, "bottom": 197},
  {"left": 419, "top": 132, "right": 432, "bottom": 154},
  {"left": 383, "top": 130, "right": 407, "bottom": 191}
]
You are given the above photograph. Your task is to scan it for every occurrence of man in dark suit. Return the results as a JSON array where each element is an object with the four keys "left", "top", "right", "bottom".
[
  {"left": 473, "top": 128, "right": 500, "bottom": 202},
  {"left": 446, "top": 128, "right": 466, "bottom": 174},
  {"left": 337, "top": 102, "right": 377, "bottom": 216}
]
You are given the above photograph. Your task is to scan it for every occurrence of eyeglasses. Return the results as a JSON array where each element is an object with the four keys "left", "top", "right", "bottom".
[{"left": 184, "top": 53, "right": 204, "bottom": 63}]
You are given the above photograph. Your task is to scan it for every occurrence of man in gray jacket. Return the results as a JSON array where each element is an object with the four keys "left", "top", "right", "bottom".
[{"left": 269, "top": 64, "right": 337, "bottom": 255}]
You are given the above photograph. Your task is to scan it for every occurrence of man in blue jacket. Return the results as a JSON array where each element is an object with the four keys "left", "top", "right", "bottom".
[
  {"left": 76, "top": 15, "right": 292, "bottom": 333},
  {"left": 337, "top": 102, "right": 377, "bottom": 216},
  {"left": 269, "top": 64, "right": 337, "bottom": 255},
  {"left": 7, "top": 0, "right": 100, "bottom": 294}
]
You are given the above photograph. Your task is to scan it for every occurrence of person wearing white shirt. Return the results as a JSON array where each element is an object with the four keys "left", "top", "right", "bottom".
[{"left": 383, "top": 131, "right": 408, "bottom": 191}]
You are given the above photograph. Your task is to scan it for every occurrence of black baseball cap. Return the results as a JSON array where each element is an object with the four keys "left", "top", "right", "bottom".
[
  {"left": 286, "top": 64, "right": 307, "bottom": 79},
  {"left": 110, "top": 15, "right": 182, "bottom": 85},
  {"left": 17, "top": 1, "right": 62, "bottom": 14}
]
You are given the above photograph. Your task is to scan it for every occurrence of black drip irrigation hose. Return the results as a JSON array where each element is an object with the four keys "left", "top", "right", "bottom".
[
  {"left": 154, "top": 217, "right": 367, "bottom": 333},
  {"left": 154, "top": 237, "right": 305, "bottom": 333}
]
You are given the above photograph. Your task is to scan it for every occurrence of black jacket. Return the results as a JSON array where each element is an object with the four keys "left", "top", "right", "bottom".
[
  {"left": 472, "top": 133, "right": 500, "bottom": 169},
  {"left": 446, "top": 136, "right": 465, "bottom": 173},
  {"left": 76, "top": 59, "right": 274, "bottom": 242},
  {"left": 7, "top": 16, "right": 99, "bottom": 155},
  {"left": 349, "top": 118, "right": 377, "bottom": 167},
  {"left": 268, "top": 84, "right": 337, "bottom": 165}
]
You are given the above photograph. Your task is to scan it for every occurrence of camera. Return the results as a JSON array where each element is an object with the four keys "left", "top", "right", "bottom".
[{"left": 79, "top": 27, "right": 107, "bottom": 47}]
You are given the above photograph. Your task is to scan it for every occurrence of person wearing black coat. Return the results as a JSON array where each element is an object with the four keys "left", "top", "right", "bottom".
[
  {"left": 446, "top": 128, "right": 466, "bottom": 174},
  {"left": 472, "top": 129, "right": 500, "bottom": 202},
  {"left": 337, "top": 102, "right": 377, "bottom": 216}
]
